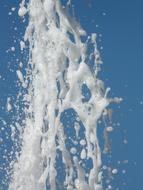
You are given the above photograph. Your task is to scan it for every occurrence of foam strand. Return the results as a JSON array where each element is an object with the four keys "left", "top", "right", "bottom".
[{"left": 9, "top": 0, "right": 111, "bottom": 189}]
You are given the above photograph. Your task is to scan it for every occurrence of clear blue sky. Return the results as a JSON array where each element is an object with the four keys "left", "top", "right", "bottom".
[{"left": 0, "top": 0, "right": 143, "bottom": 189}]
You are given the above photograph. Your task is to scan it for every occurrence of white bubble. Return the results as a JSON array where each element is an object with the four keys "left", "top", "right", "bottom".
[
  {"left": 106, "top": 126, "right": 113, "bottom": 132},
  {"left": 18, "top": 7, "right": 27, "bottom": 17},
  {"left": 70, "top": 147, "right": 77, "bottom": 155},
  {"left": 11, "top": 47, "right": 15, "bottom": 52},
  {"left": 80, "top": 139, "right": 86, "bottom": 146},
  {"left": 112, "top": 168, "right": 118, "bottom": 174},
  {"left": 11, "top": 7, "right": 16, "bottom": 12}
]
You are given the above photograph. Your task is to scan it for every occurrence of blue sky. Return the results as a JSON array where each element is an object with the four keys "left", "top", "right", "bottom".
[{"left": 0, "top": 0, "right": 143, "bottom": 189}]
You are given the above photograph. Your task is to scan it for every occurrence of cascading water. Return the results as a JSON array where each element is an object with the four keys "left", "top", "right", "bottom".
[{"left": 8, "top": 0, "right": 121, "bottom": 189}]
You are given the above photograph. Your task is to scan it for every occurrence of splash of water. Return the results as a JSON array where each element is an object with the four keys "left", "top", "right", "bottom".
[{"left": 9, "top": 0, "right": 120, "bottom": 189}]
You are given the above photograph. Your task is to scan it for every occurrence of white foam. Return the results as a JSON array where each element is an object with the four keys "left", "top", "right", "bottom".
[
  {"left": 70, "top": 147, "right": 77, "bottom": 155},
  {"left": 112, "top": 168, "right": 118, "bottom": 175},
  {"left": 106, "top": 126, "right": 113, "bottom": 132},
  {"left": 16, "top": 70, "right": 27, "bottom": 89},
  {"left": 6, "top": 97, "right": 12, "bottom": 112},
  {"left": 80, "top": 148, "right": 86, "bottom": 159},
  {"left": 80, "top": 139, "right": 86, "bottom": 146},
  {"left": 18, "top": 6, "right": 27, "bottom": 17},
  {"left": 20, "top": 41, "right": 25, "bottom": 51},
  {"left": 9, "top": 0, "right": 113, "bottom": 189}
]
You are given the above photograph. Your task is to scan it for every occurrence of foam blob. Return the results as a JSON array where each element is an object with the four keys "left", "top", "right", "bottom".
[
  {"left": 6, "top": 97, "right": 12, "bottom": 112},
  {"left": 112, "top": 168, "right": 118, "bottom": 175},
  {"left": 18, "top": 6, "right": 27, "bottom": 17}
]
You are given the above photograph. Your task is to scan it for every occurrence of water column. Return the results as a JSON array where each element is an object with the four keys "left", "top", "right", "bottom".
[{"left": 9, "top": 0, "right": 111, "bottom": 189}]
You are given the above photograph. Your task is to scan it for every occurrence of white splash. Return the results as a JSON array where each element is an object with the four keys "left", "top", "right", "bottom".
[
  {"left": 8, "top": 0, "right": 120, "bottom": 190},
  {"left": 6, "top": 97, "right": 12, "bottom": 112}
]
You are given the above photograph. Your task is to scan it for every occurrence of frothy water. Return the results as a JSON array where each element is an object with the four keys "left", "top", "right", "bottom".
[{"left": 8, "top": 0, "right": 121, "bottom": 189}]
